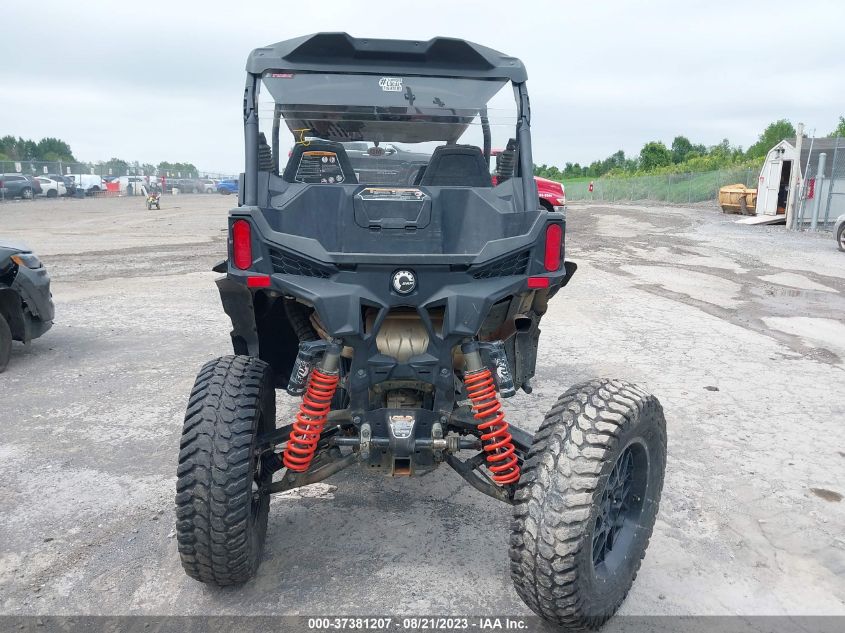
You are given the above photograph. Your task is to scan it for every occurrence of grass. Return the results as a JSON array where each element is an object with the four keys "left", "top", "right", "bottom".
[{"left": 558, "top": 167, "right": 760, "bottom": 204}]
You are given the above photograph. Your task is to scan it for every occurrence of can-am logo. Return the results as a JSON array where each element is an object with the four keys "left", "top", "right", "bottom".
[
  {"left": 379, "top": 77, "right": 403, "bottom": 92},
  {"left": 391, "top": 269, "right": 416, "bottom": 295}
]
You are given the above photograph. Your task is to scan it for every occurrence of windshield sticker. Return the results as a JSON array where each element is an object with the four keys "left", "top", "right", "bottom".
[
  {"left": 378, "top": 77, "right": 403, "bottom": 92},
  {"left": 270, "top": 72, "right": 294, "bottom": 78}
]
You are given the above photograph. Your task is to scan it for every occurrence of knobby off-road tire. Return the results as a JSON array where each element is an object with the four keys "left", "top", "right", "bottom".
[
  {"left": 0, "top": 313, "right": 12, "bottom": 373},
  {"left": 176, "top": 355, "right": 276, "bottom": 585},
  {"left": 510, "top": 379, "right": 666, "bottom": 629}
]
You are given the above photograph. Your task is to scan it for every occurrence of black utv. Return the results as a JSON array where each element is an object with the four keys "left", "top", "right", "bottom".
[
  {"left": 176, "top": 33, "right": 667, "bottom": 629},
  {"left": 0, "top": 240, "right": 54, "bottom": 372}
]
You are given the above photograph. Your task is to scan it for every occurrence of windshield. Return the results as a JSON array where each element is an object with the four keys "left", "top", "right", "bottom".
[{"left": 258, "top": 72, "right": 520, "bottom": 188}]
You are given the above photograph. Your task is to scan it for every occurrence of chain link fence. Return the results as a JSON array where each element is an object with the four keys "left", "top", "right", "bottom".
[
  {"left": 564, "top": 167, "right": 758, "bottom": 204},
  {"left": 0, "top": 159, "right": 234, "bottom": 180},
  {"left": 794, "top": 137, "right": 844, "bottom": 230},
  {"left": 1, "top": 159, "right": 238, "bottom": 201}
]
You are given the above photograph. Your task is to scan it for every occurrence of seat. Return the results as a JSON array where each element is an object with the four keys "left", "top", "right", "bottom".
[
  {"left": 282, "top": 140, "right": 358, "bottom": 184},
  {"left": 419, "top": 145, "right": 492, "bottom": 188}
]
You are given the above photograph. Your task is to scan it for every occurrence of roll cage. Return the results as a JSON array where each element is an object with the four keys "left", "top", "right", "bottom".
[{"left": 240, "top": 32, "right": 537, "bottom": 211}]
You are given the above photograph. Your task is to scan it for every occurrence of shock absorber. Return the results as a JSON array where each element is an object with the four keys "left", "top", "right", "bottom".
[
  {"left": 461, "top": 341, "right": 521, "bottom": 485},
  {"left": 283, "top": 341, "right": 342, "bottom": 472}
]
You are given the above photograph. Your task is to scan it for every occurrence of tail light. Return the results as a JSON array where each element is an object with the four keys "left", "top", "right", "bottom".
[
  {"left": 232, "top": 219, "right": 252, "bottom": 270},
  {"left": 544, "top": 223, "right": 563, "bottom": 271}
]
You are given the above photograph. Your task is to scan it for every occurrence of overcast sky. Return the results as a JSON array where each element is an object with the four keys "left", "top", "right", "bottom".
[{"left": 2, "top": 0, "right": 843, "bottom": 174}]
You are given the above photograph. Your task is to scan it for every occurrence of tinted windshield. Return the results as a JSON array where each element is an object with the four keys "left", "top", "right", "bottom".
[{"left": 259, "top": 72, "right": 519, "bottom": 188}]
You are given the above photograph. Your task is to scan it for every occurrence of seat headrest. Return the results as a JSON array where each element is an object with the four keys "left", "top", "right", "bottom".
[{"left": 420, "top": 145, "right": 492, "bottom": 188}]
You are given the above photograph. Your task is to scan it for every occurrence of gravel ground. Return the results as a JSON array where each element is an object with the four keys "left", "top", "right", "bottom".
[{"left": 0, "top": 194, "right": 843, "bottom": 618}]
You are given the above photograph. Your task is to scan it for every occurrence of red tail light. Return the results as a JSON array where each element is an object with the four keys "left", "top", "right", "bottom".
[
  {"left": 544, "top": 223, "right": 562, "bottom": 271},
  {"left": 232, "top": 219, "right": 252, "bottom": 270}
]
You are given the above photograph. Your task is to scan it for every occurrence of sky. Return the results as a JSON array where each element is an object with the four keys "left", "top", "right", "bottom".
[{"left": 2, "top": 0, "right": 844, "bottom": 174}]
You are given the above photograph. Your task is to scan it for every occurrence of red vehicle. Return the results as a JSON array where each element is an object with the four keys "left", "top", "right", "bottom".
[
  {"left": 534, "top": 174, "right": 566, "bottom": 211},
  {"left": 491, "top": 149, "right": 565, "bottom": 211}
]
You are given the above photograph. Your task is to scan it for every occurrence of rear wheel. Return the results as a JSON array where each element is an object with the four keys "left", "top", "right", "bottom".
[
  {"left": 21, "top": 187, "right": 33, "bottom": 200},
  {"left": 0, "top": 313, "right": 11, "bottom": 372},
  {"left": 510, "top": 379, "right": 666, "bottom": 629},
  {"left": 46, "top": 189, "right": 58, "bottom": 198},
  {"left": 175, "top": 355, "right": 276, "bottom": 585},
  {"left": 838, "top": 223, "right": 845, "bottom": 252}
]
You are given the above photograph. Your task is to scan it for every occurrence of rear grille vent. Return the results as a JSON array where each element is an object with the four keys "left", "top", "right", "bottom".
[
  {"left": 472, "top": 251, "right": 530, "bottom": 279},
  {"left": 269, "top": 249, "right": 334, "bottom": 278}
]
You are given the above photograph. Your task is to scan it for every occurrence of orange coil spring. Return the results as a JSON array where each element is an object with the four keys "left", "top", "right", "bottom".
[
  {"left": 464, "top": 368, "right": 521, "bottom": 485},
  {"left": 282, "top": 368, "right": 339, "bottom": 472}
]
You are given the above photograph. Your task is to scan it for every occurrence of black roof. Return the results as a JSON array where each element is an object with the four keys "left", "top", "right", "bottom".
[{"left": 246, "top": 33, "right": 527, "bottom": 83}]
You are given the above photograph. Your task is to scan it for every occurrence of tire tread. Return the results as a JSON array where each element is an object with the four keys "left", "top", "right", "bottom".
[
  {"left": 175, "top": 355, "right": 272, "bottom": 586},
  {"left": 509, "top": 378, "right": 666, "bottom": 628}
]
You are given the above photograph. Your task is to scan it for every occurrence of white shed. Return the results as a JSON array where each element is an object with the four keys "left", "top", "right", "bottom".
[{"left": 756, "top": 137, "right": 842, "bottom": 217}]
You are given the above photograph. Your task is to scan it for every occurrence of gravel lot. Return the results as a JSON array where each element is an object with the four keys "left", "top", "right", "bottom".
[{"left": 1, "top": 194, "right": 843, "bottom": 617}]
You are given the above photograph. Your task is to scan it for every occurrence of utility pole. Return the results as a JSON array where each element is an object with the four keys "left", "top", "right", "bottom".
[{"left": 786, "top": 122, "right": 804, "bottom": 229}]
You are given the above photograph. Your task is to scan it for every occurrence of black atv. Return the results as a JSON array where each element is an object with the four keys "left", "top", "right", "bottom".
[{"left": 176, "top": 33, "right": 667, "bottom": 629}]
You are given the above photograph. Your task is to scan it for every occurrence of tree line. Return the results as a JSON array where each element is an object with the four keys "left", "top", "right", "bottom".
[
  {"left": 0, "top": 135, "right": 197, "bottom": 177},
  {"left": 535, "top": 116, "right": 845, "bottom": 181}
]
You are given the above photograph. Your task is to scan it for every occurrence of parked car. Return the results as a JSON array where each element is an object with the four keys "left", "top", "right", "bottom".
[
  {"left": 535, "top": 175, "right": 566, "bottom": 211},
  {"left": 26, "top": 176, "right": 43, "bottom": 197},
  {"left": 0, "top": 239, "right": 54, "bottom": 371},
  {"left": 172, "top": 178, "right": 201, "bottom": 193},
  {"left": 112, "top": 176, "right": 147, "bottom": 195},
  {"left": 0, "top": 174, "right": 36, "bottom": 200},
  {"left": 216, "top": 179, "right": 238, "bottom": 195},
  {"left": 67, "top": 174, "right": 105, "bottom": 195},
  {"left": 341, "top": 141, "right": 431, "bottom": 185},
  {"left": 197, "top": 178, "right": 217, "bottom": 193},
  {"left": 835, "top": 214, "right": 845, "bottom": 252},
  {"left": 35, "top": 176, "right": 67, "bottom": 198},
  {"left": 46, "top": 174, "right": 76, "bottom": 195},
  {"left": 491, "top": 149, "right": 566, "bottom": 211}
]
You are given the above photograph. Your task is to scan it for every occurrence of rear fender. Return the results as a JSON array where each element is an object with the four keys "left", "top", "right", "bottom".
[{"left": 215, "top": 276, "right": 299, "bottom": 386}]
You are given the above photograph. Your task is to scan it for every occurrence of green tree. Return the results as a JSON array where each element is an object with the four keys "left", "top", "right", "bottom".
[
  {"left": 158, "top": 161, "right": 198, "bottom": 177},
  {"left": 98, "top": 157, "right": 130, "bottom": 176},
  {"left": 639, "top": 141, "right": 672, "bottom": 170},
  {"left": 828, "top": 116, "right": 845, "bottom": 138},
  {"left": 670, "top": 136, "right": 694, "bottom": 164},
  {"left": 35, "top": 137, "right": 75, "bottom": 161},
  {"left": 746, "top": 119, "right": 795, "bottom": 159},
  {"left": 0, "top": 135, "right": 77, "bottom": 161}
]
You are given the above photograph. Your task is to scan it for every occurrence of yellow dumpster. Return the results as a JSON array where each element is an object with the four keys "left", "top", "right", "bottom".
[{"left": 718, "top": 184, "right": 757, "bottom": 215}]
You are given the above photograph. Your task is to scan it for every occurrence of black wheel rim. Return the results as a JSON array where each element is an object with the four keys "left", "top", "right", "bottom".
[
  {"left": 251, "top": 412, "right": 271, "bottom": 520},
  {"left": 591, "top": 440, "right": 649, "bottom": 579}
]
